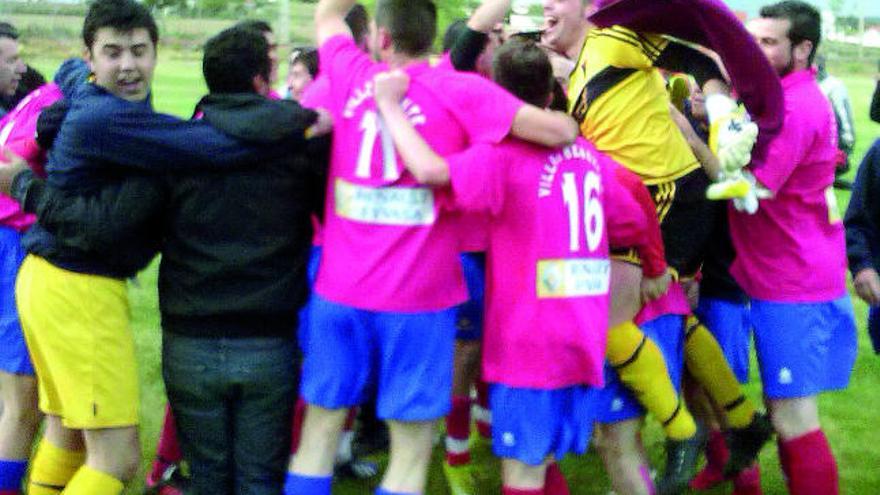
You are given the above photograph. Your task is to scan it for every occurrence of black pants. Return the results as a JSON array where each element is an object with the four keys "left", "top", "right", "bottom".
[{"left": 163, "top": 332, "right": 298, "bottom": 495}]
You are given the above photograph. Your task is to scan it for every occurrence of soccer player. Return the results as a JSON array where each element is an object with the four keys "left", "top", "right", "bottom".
[
  {"left": 287, "top": 47, "right": 318, "bottom": 101},
  {"left": 0, "top": 58, "right": 82, "bottom": 495},
  {"left": 543, "top": 1, "right": 774, "bottom": 492},
  {"left": 286, "top": 1, "right": 579, "bottom": 493},
  {"left": 731, "top": 3, "right": 857, "bottom": 493},
  {"left": 373, "top": 37, "right": 669, "bottom": 495},
  {"left": 0, "top": 23, "right": 26, "bottom": 118}
]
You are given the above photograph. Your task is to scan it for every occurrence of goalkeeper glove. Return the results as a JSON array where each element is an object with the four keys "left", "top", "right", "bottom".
[{"left": 706, "top": 93, "right": 759, "bottom": 174}]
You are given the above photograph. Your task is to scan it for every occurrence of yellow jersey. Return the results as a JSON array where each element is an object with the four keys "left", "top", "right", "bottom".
[{"left": 568, "top": 26, "right": 699, "bottom": 185}]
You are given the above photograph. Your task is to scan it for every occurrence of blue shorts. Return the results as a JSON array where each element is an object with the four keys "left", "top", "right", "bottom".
[
  {"left": 296, "top": 246, "right": 322, "bottom": 351},
  {"left": 490, "top": 384, "right": 598, "bottom": 465},
  {"left": 0, "top": 226, "right": 32, "bottom": 375},
  {"left": 695, "top": 297, "right": 751, "bottom": 383},
  {"left": 595, "top": 314, "right": 686, "bottom": 424},
  {"left": 456, "top": 253, "right": 485, "bottom": 341},
  {"left": 300, "top": 295, "right": 457, "bottom": 421},
  {"left": 751, "top": 297, "right": 857, "bottom": 399}
]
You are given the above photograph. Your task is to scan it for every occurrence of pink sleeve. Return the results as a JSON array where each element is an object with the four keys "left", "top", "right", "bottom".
[
  {"left": 318, "top": 34, "right": 374, "bottom": 107},
  {"left": 440, "top": 73, "right": 524, "bottom": 145},
  {"left": 300, "top": 76, "right": 331, "bottom": 110},
  {"left": 448, "top": 143, "right": 505, "bottom": 215},
  {"left": 750, "top": 104, "right": 810, "bottom": 193},
  {"left": 604, "top": 161, "right": 667, "bottom": 277}
]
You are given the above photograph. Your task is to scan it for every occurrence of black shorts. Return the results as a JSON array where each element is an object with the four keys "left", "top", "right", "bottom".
[{"left": 612, "top": 169, "right": 714, "bottom": 279}]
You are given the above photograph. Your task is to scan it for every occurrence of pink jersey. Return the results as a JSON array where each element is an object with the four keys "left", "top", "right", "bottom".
[
  {"left": 0, "top": 83, "right": 63, "bottom": 232},
  {"left": 448, "top": 137, "right": 651, "bottom": 389},
  {"left": 635, "top": 281, "right": 690, "bottom": 325},
  {"left": 300, "top": 75, "right": 330, "bottom": 111},
  {"left": 314, "top": 35, "right": 523, "bottom": 312},
  {"left": 729, "top": 68, "right": 846, "bottom": 302}
]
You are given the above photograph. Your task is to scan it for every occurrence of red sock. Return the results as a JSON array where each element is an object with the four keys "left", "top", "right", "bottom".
[
  {"left": 150, "top": 406, "right": 181, "bottom": 482},
  {"left": 690, "top": 429, "right": 728, "bottom": 490},
  {"left": 543, "top": 463, "right": 570, "bottom": 495},
  {"left": 445, "top": 395, "right": 472, "bottom": 466},
  {"left": 732, "top": 464, "right": 763, "bottom": 495},
  {"left": 0, "top": 490, "right": 20, "bottom": 495},
  {"left": 502, "top": 487, "right": 542, "bottom": 495},
  {"left": 475, "top": 380, "right": 491, "bottom": 439},
  {"left": 343, "top": 407, "right": 358, "bottom": 432},
  {"left": 290, "top": 397, "right": 307, "bottom": 454},
  {"left": 781, "top": 430, "right": 838, "bottom": 495}
]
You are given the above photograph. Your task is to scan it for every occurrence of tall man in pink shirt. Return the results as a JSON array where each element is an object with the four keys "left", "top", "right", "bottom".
[
  {"left": 731, "top": 3, "right": 857, "bottom": 494},
  {"left": 286, "top": 1, "right": 578, "bottom": 494}
]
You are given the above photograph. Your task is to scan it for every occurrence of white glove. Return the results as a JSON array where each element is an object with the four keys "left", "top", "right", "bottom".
[
  {"left": 706, "top": 94, "right": 759, "bottom": 174},
  {"left": 731, "top": 170, "right": 772, "bottom": 215}
]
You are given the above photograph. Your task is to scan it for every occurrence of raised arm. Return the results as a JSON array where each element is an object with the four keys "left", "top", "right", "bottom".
[
  {"left": 511, "top": 105, "right": 578, "bottom": 148},
  {"left": 315, "top": 0, "right": 356, "bottom": 45},
  {"left": 468, "top": 0, "right": 510, "bottom": 32},
  {"left": 374, "top": 71, "right": 450, "bottom": 186}
]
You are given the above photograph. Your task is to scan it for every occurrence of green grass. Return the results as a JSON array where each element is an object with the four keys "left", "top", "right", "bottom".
[{"left": 21, "top": 38, "right": 880, "bottom": 495}]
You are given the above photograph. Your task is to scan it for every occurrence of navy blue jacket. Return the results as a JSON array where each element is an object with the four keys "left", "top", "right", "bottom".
[
  {"left": 845, "top": 138, "right": 880, "bottom": 276},
  {"left": 23, "top": 71, "right": 295, "bottom": 277}
]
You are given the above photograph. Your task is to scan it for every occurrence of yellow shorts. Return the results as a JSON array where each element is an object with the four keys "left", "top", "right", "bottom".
[{"left": 16, "top": 255, "right": 139, "bottom": 429}]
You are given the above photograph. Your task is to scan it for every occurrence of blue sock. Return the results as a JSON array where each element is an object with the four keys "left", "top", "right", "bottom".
[
  {"left": 283, "top": 472, "right": 332, "bottom": 495},
  {"left": 375, "top": 489, "right": 415, "bottom": 495},
  {"left": 0, "top": 459, "right": 27, "bottom": 491}
]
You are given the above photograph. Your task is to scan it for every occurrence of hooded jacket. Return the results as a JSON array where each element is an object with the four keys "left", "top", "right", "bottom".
[{"left": 16, "top": 93, "right": 327, "bottom": 338}]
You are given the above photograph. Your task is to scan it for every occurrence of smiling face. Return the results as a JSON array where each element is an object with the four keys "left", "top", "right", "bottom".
[
  {"left": 542, "top": 0, "right": 590, "bottom": 57},
  {"left": 748, "top": 16, "right": 811, "bottom": 77},
  {"left": 86, "top": 27, "right": 156, "bottom": 102}
]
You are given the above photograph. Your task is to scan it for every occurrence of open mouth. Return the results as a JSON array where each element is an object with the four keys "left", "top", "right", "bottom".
[{"left": 117, "top": 77, "right": 143, "bottom": 93}]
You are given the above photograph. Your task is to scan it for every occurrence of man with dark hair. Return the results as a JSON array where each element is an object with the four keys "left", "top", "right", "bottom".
[
  {"left": 287, "top": 47, "right": 318, "bottom": 101},
  {"left": 0, "top": 22, "right": 26, "bottom": 117},
  {"left": 234, "top": 19, "right": 281, "bottom": 92},
  {"left": 285, "top": 0, "right": 578, "bottom": 493},
  {"left": 345, "top": 4, "right": 370, "bottom": 50},
  {"left": 370, "top": 37, "right": 666, "bottom": 495},
  {"left": 731, "top": 3, "right": 857, "bottom": 494}
]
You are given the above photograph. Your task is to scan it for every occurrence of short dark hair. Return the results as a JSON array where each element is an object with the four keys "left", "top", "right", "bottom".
[
  {"left": 203, "top": 26, "right": 270, "bottom": 94},
  {"left": 492, "top": 39, "right": 553, "bottom": 108},
  {"left": 442, "top": 19, "right": 468, "bottom": 53},
  {"left": 0, "top": 22, "right": 19, "bottom": 41},
  {"left": 235, "top": 19, "right": 273, "bottom": 35},
  {"left": 83, "top": 0, "right": 159, "bottom": 50},
  {"left": 760, "top": 0, "right": 821, "bottom": 65},
  {"left": 291, "top": 47, "right": 319, "bottom": 78},
  {"left": 374, "top": 0, "right": 436, "bottom": 56},
  {"left": 346, "top": 4, "right": 370, "bottom": 47}
]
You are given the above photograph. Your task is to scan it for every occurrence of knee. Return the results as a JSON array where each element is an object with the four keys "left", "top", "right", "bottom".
[{"left": 768, "top": 398, "right": 820, "bottom": 440}]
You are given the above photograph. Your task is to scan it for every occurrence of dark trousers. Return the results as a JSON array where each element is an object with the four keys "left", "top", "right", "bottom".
[{"left": 162, "top": 332, "right": 298, "bottom": 495}]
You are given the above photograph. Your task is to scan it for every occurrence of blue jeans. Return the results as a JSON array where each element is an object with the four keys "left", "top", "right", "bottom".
[{"left": 162, "top": 332, "right": 298, "bottom": 495}]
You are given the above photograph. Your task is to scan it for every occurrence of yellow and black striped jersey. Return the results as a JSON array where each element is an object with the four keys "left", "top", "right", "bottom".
[{"left": 568, "top": 26, "right": 700, "bottom": 185}]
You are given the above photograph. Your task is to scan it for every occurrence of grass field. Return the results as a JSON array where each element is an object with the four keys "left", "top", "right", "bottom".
[{"left": 21, "top": 39, "right": 880, "bottom": 495}]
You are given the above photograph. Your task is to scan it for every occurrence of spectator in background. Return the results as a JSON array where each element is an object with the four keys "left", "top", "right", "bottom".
[
  {"left": 844, "top": 137, "right": 880, "bottom": 354},
  {"left": 286, "top": 48, "right": 318, "bottom": 102},
  {"left": 816, "top": 54, "right": 855, "bottom": 186},
  {"left": 0, "top": 22, "right": 27, "bottom": 118}
]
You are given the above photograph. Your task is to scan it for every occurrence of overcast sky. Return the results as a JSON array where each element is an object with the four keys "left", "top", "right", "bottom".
[{"left": 723, "top": 0, "right": 880, "bottom": 17}]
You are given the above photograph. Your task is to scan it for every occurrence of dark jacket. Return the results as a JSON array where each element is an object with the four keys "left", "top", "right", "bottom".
[
  {"left": 845, "top": 138, "right": 880, "bottom": 276},
  {"left": 872, "top": 79, "right": 880, "bottom": 124},
  {"left": 16, "top": 93, "right": 327, "bottom": 339}
]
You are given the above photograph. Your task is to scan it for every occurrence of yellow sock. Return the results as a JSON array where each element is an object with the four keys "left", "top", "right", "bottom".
[
  {"left": 608, "top": 321, "right": 697, "bottom": 440},
  {"left": 27, "top": 439, "right": 86, "bottom": 495},
  {"left": 62, "top": 466, "right": 123, "bottom": 495},
  {"left": 684, "top": 316, "right": 756, "bottom": 428}
]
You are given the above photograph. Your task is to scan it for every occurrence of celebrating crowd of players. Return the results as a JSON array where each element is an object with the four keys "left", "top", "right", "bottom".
[{"left": 0, "top": 0, "right": 864, "bottom": 494}]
